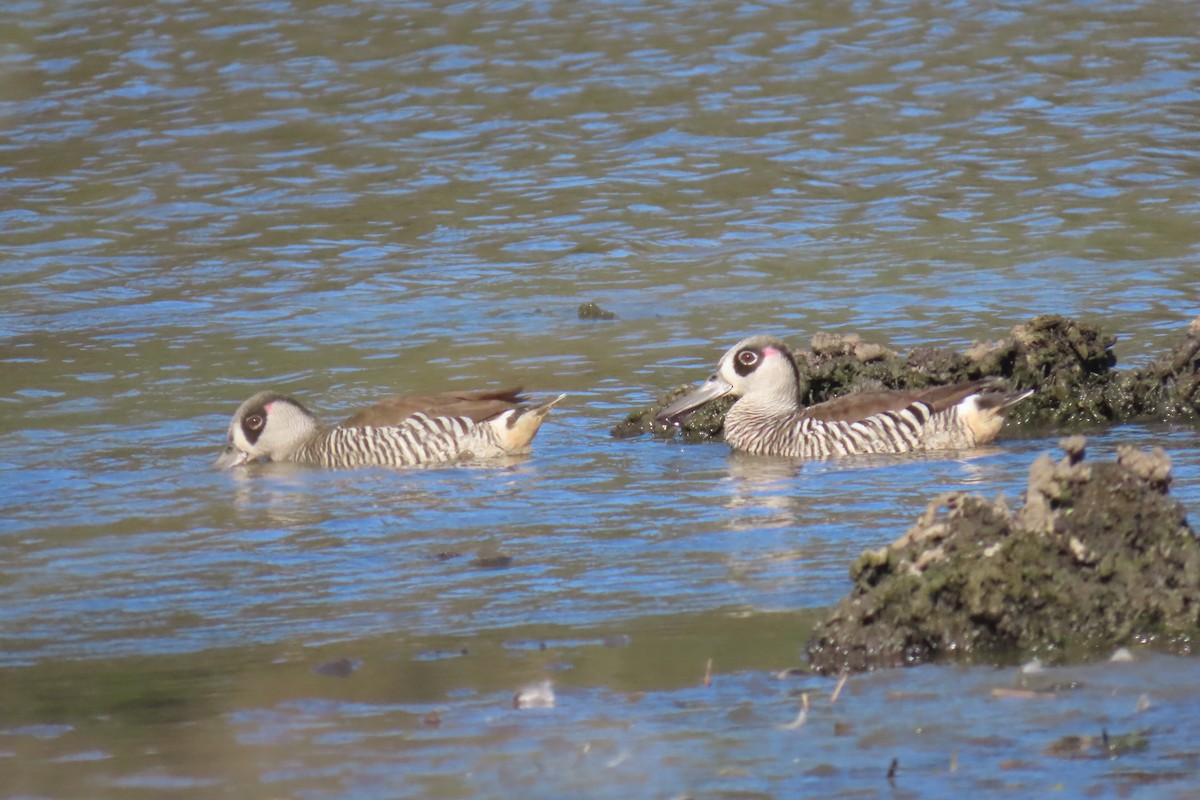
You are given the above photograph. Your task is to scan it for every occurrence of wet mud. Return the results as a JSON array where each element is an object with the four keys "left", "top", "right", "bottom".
[
  {"left": 805, "top": 437, "right": 1200, "bottom": 674},
  {"left": 612, "top": 314, "right": 1200, "bottom": 439}
]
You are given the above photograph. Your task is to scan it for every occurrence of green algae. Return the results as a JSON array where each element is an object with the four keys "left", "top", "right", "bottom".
[{"left": 805, "top": 439, "right": 1200, "bottom": 674}]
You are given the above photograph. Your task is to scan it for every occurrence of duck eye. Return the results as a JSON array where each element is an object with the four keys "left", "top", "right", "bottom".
[
  {"left": 737, "top": 350, "right": 759, "bottom": 367},
  {"left": 245, "top": 414, "right": 265, "bottom": 431}
]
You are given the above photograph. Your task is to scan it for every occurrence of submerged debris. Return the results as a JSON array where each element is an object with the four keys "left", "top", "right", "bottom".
[
  {"left": 805, "top": 439, "right": 1200, "bottom": 674},
  {"left": 314, "top": 657, "right": 359, "bottom": 678},
  {"left": 1044, "top": 729, "right": 1149, "bottom": 759},
  {"left": 778, "top": 692, "right": 809, "bottom": 730},
  {"left": 612, "top": 314, "right": 1200, "bottom": 439},
  {"left": 577, "top": 301, "right": 617, "bottom": 320},
  {"left": 470, "top": 554, "right": 514, "bottom": 570}
]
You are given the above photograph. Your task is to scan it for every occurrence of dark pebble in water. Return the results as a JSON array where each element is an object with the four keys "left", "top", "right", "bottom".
[
  {"left": 470, "top": 555, "right": 513, "bottom": 569},
  {"left": 577, "top": 301, "right": 616, "bottom": 320},
  {"left": 314, "top": 657, "right": 359, "bottom": 678}
]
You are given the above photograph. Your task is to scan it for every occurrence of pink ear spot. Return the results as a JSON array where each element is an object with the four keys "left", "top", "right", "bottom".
[{"left": 762, "top": 346, "right": 782, "bottom": 357}]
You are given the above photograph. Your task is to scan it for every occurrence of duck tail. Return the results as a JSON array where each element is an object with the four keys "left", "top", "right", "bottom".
[
  {"left": 959, "top": 388, "right": 1034, "bottom": 444},
  {"left": 491, "top": 394, "right": 566, "bottom": 453}
]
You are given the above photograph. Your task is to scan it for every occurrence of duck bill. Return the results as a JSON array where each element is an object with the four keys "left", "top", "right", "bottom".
[
  {"left": 657, "top": 375, "right": 734, "bottom": 426},
  {"left": 212, "top": 444, "right": 251, "bottom": 469}
]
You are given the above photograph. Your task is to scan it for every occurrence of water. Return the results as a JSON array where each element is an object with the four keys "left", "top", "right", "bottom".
[{"left": 2, "top": 0, "right": 1199, "bottom": 796}]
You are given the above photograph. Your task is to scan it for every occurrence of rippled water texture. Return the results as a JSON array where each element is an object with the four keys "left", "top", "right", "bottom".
[{"left": 2, "top": 0, "right": 1199, "bottom": 797}]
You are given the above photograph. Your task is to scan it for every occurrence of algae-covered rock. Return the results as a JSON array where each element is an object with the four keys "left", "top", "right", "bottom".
[
  {"left": 611, "top": 315, "right": 1200, "bottom": 439},
  {"left": 577, "top": 301, "right": 617, "bottom": 320},
  {"left": 1128, "top": 316, "right": 1200, "bottom": 421},
  {"left": 615, "top": 385, "right": 735, "bottom": 444},
  {"left": 805, "top": 439, "right": 1200, "bottom": 674}
]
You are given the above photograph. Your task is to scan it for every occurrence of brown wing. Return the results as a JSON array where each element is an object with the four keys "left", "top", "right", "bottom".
[
  {"left": 340, "top": 388, "right": 528, "bottom": 427},
  {"left": 800, "top": 379, "right": 992, "bottom": 422}
]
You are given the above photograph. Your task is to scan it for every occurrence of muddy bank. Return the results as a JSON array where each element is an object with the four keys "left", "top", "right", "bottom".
[
  {"left": 805, "top": 438, "right": 1200, "bottom": 674},
  {"left": 612, "top": 315, "right": 1200, "bottom": 440}
]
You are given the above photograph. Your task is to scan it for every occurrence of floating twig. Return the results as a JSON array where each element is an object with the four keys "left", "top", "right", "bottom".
[
  {"left": 779, "top": 692, "right": 810, "bottom": 730},
  {"left": 830, "top": 672, "right": 848, "bottom": 705}
]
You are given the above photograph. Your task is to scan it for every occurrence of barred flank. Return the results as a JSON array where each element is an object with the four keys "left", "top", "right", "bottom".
[
  {"left": 727, "top": 401, "right": 977, "bottom": 458},
  {"left": 294, "top": 413, "right": 492, "bottom": 468}
]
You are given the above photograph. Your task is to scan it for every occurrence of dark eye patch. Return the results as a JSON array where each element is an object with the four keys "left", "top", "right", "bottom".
[
  {"left": 733, "top": 348, "right": 760, "bottom": 376},
  {"left": 241, "top": 408, "right": 267, "bottom": 443}
]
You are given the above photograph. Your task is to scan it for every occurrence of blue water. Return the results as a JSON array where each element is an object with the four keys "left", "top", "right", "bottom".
[{"left": 1, "top": 0, "right": 1199, "bottom": 796}]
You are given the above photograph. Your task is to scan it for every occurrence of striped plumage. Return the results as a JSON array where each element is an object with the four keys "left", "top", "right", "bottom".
[
  {"left": 657, "top": 335, "right": 1031, "bottom": 459},
  {"left": 214, "top": 388, "right": 563, "bottom": 470}
]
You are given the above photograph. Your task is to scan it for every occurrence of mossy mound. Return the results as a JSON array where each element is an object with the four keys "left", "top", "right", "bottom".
[
  {"left": 577, "top": 301, "right": 617, "bottom": 320},
  {"left": 611, "top": 315, "right": 1200, "bottom": 439},
  {"left": 805, "top": 438, "right": 1200, "bottom": 674}
]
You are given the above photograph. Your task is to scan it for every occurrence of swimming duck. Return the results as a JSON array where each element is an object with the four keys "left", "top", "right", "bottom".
[
  {"left": 214, "top": 387, "right": 563, "bottom": 469},
  {"left": 657, "top": 335, "right": 1031, "bottom": 458}
]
